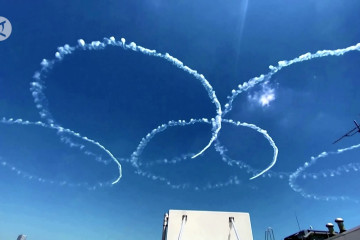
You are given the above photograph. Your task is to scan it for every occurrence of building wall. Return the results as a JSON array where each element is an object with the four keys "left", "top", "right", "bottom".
[{"left": 165, "top": 210, "right": 253, "bottom": 240}]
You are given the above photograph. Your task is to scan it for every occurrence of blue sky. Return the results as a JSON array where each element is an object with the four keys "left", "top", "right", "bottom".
[{"left": 1, "top": 0, "right": 360, "bottom": 239}]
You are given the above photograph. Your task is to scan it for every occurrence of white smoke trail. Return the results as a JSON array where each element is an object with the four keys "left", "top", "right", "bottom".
[
  {"left": 130, "top": 117, "right": 278, "bottom": 187},
  {"left": 223, "top": 42, "right": 360, "bottom": 116},
  {"left": 142, "top": 153, "right": 195, "bottom": 167},
  {"left": 302, "top": 162, "right": 360, "bottom": 179},
  {"left": 220, "top": 41, "right": 360, "bottom": 201},
  {"left": 220, "top": 119, "right": 278, "bottom": 180},
  {"left": 30, "top": 37, "right": 222, "bottom": 160},
  {"left": 0, "top": 159, "right": 114, "bottom": 190},
  {"left": 0, "top": 117, "right": 122, "bottom": 185},
  {"left": 214, "top": 138, "right": 287, "bottom": 180},
  {"left": 134, "top": 167, "right": 244, "bottom": 191},
  {"left": 289, "top": 144, "right": 360, "bottom": 202},
  {"left": 3, "top": 35, "right": 360, "bottom": 201},
  {"left": 130, "top": 118, "right": 208, "bottom": 168}
]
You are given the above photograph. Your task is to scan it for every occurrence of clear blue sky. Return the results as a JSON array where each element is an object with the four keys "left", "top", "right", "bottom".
[{"left": 1, "top": 0, "right": 360, "bottom": 239}]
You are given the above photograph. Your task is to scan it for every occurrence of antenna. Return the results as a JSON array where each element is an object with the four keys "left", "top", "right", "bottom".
[{"left": 295, "top": 212, "right": 301, "bottom": 231}]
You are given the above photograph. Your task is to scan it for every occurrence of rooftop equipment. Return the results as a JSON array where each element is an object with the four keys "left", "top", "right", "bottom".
[
  {"left": 284, "top": 217, "right": 359, "bottom": 240},
  {"left": 334, "top": 218, "right": 346, "bottom": 233}
]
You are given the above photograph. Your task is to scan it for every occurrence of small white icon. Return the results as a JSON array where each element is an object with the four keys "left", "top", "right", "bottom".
[{"left": 0, "top": 16, "right": 12, "bottom": 41}]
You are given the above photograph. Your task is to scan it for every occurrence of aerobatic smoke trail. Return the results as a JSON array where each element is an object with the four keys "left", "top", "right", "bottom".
[
  {"left": 130, "top": 118, "right": 207, "bottom": 168},
  {"left": 0, "top": 159, "right": 114, "bottom": 189},
  {"left": 30, "top": 37, "right": 222, "bottom": 160},
  {"left": 2, "top": 36, "right": 360, "bottom": 202},
  {"left": 223, "top": 42, "right": 360, "bottom": 116},
  {"left": 0, "top": 118, "right": 122, "bottom": 185},
  {"left": 216, "top": 119, "right": 278, "bottom": 180},
  {"left": 131, "top": 118, "right": 278, "bottom": 182},
  {"left": 302, "top": 162, "right": 360, "bottom": 179},
  {"left": 289, "top": 144, "right": 360, "bottom": 202}
]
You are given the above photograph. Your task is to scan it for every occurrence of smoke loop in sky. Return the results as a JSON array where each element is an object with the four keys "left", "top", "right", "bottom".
[{"left": 1, "top": 37, "right": 360, "bottom": 201}]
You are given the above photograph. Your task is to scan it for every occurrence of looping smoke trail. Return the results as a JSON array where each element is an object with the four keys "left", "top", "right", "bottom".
[
  {"left": 30, "top": 37, "right": 222, "bottom": 160},
  {"left": 0, "top": 159, "right": 114, "bottom": 190},
  {"left": 302, "top": 162, "right": 360, "bottom": 179},
  {"left": 220, "top": 119, "right": 278, "bottom": 180},
  {"left": 214, "top": 136, "right": 289, "bottom": 180},
  {"left": 0, "top": 117, "right": 122, "bottom": 185},
  {"left": 289, "top": 144, "right": 360, "bottom": 203},
  {"left": 130, "top": 118, "right": 208, "bottom": 168},
  {"left": 130, "top": 117, "right": 278, "bottom": 187},
  {"left": 2, "top": 36, "right": 360, "bottom": 201},
  {"left": 223, "top": 42, "right": 360, "bottom": 116},
  {"left": 141, "top": 153, "right": 195, "bottom": 167},
  {"left": 130, "top": 154, "right": 244, "bottom": 191}
]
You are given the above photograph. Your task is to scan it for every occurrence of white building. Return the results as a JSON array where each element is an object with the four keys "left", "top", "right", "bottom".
[{"left": 162, "top": 210, "right": 253, "bottom": 240}]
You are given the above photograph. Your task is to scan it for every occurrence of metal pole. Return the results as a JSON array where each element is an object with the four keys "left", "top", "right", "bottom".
[
  {"left": 230, "top": 217, "right": 241, "bottom": 240},
  {"left": 178, "top": 215, "right": 187, "bottom": 240},
  {"left": 162, "top": 213, "right": 169, "bottom": 240}
]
